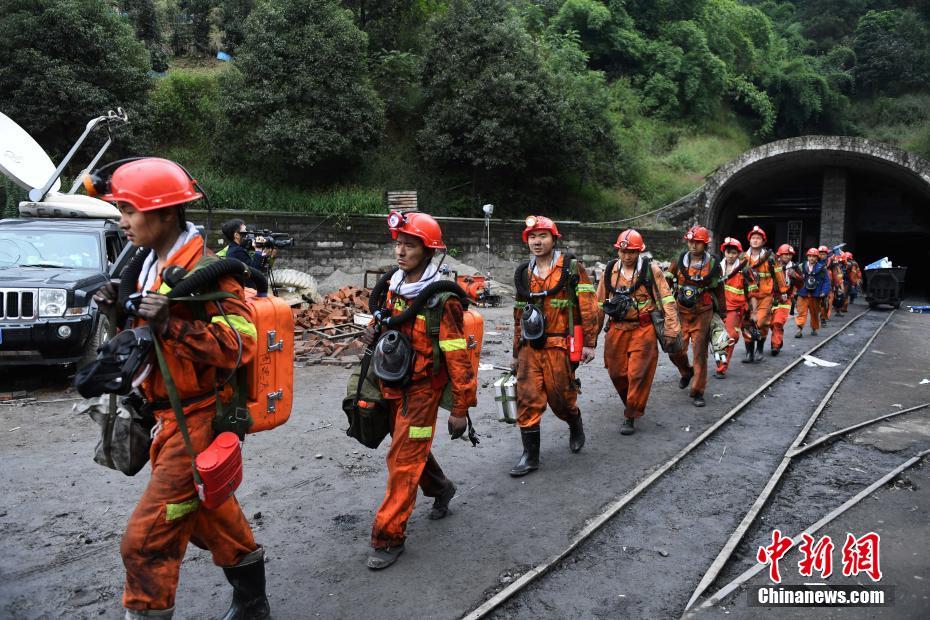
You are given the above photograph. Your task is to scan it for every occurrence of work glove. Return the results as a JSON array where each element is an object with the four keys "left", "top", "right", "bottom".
[{"left": 448, "top": 414, "right": 467, "bottom": 440}]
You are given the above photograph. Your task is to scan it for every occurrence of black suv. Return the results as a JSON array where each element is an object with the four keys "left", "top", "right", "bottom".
[{"left": 0, "top": 217, "right": 132, "bottom": 366}]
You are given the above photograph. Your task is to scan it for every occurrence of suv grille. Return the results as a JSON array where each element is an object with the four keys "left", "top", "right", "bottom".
[{"left": 0, "top": 289, "right": 37, "bottom": 320}]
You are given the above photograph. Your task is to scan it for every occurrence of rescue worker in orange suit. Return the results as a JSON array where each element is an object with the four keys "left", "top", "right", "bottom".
[
  {"left": 818, "top": 246, "right": 834, "bottom": 324},
  {"left": 715, "top": 237, "right": 750, "bottom": 378},
  {"left": 769, "top": 244, "right": 798, "bottom": 356},
  {"left": 833, "top": 252, "right": 849, "bottom": 315},
  {"left": 596, "top": 229, "right": 680, "bottom": 435},
  {"left": 92, "top": 159, "right": 268, "bottom": 619},
  {"left": 844, "top": 252, "right": 861, "bottom": 308},
  {"left": 509, "top": 216, "right": 600, "bottom": 475},
  {"left": 740, "top": 226, "right": 788, "bottom": 362},
  {"left": 363, "top": 212, "right": 477, "bottom": 569},
  {"left": 796, "top": 247, "right": 829, "bottom": 337},
  {"left": 668, "top": 225, "right": 726, "bottom": 407}
]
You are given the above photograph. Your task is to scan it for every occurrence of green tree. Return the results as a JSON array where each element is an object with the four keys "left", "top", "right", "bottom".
[
  {"left": 217, "top": 0, "right": 384, "bottom": 179},
  {"left": 0, "top": 0, "right": 151, "bottom": 158},
  {"left": 417, "top": 0, "right": 558, "bottom": 180},
  {"left": 219, "top": 0, "right": 254, "bottom": 53},
  {"left": 854, "top": 9, "right": 930, "bottom": 95}
]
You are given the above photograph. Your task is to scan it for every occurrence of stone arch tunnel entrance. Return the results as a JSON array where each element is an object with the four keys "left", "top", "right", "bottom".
[{"left": 702, "top": 136, "right": 930, "bottom": 296}]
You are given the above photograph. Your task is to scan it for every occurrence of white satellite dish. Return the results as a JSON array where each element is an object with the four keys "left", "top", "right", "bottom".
[
  {"left": 0, "top": 112, "right": 62, "bottom": 194},
  {"left": 18, "top": 192, "right": 120, "bottom": 219}
]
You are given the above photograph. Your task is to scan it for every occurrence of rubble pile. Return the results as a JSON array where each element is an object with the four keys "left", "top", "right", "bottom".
[{"left": 292, "top": 286, "right": 370, "bottom": 365}]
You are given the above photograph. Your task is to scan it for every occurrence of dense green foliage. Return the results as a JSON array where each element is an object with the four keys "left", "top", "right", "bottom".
[
  {"left": 215, "top": 0, "right": 385, "bottom": 180},
  {"left": 0, "top": 0, "right": 151, "bottom": 158},
  {"left": 1, "top": 0, "right": 928, "bottom": 217}
]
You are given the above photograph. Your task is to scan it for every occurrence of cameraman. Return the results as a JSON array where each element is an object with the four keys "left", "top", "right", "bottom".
[{"left": 216, "top": 218, "right": 278, "bottom": 273}]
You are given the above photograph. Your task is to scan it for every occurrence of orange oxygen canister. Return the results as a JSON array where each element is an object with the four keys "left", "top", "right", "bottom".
[
  {"left": 569, "top": 324, "right": 583, "bottom": 362},
  {"left": 195, "top": 432, "right": 243, "bottom": 509}
]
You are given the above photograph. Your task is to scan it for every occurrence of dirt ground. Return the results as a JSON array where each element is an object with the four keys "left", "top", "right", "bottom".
[{"left": 1, "top": 300, "right": 928, "bottom": 619}]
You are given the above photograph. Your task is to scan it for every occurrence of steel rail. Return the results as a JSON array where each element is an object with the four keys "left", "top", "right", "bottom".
[
  {"left": 789, "top": 402, "right": 930, "bottom": 458},
  {"left": 693, "top": 447, "right": 930, "bottom": 611},
  {"left": 460, "top": 308, "right": 874, "bottom": 620},
  {"left": 684, "top": 310, "right": 895, "bottom": 610}
]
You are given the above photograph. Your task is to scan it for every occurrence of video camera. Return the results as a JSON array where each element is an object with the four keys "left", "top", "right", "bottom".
[{"left": 242, "top": 229, "right": 295, "bottom": 252}]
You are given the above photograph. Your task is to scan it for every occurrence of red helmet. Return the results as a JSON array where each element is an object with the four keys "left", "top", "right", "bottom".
[
  {"left": 522, "top": 215, "right": 561, "bottom": 243},
  {"left": 719, "top": 237, "right": 743, "bottom": 253},
  {"left": 806, "top": 247, "right": 820, "bottom": 257},
  {"left": 845, "top": 251, "right": 854, "bottom": 260},
  {"left": 388, "top": 211, "right": 446, "bottom": 249},
  {"left": 746, "top": 225, "right": 767, "bottom": 243},
  {"left": 818, "top": 245, "right": 829, "bottom": 254},
  {"left": 776, "top": 243, "right": 795, "bottom": 256},
  {"left": 99, "top": 158, "right": 202, "bottom": 211},
  {"left": 684, "top": 225, "right": 710, "bottom": 243},
  {"left": 614, "top": 229, "right": 645, "bottom": 251}
]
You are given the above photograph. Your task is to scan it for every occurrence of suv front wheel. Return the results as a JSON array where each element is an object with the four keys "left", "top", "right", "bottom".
[{"left": 80, "top": 313, "right": 111, "bottom": 368}]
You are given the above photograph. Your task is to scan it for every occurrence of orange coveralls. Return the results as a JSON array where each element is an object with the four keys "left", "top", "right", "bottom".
[
  {"left": 370, "top": 291, "right": 477, "bottom": 549},
  {"left": 512, "top": 254, "right": 600, "bottom": 428},
  {"left": 844, "top": 261, "right": 861, "bottom": 310},
  {"left": 718, "top": 258, "right": 750, "bottom": 374},
  {"left": 770, "top": 262, "right": 799, "bottom": 352},
  {"left": 596, "top": 258, "right": 679, "bottom": 419},
  {"left": 121, "top": 236, "right": 259, "bottom": 614},
  {"left": 669, "top": 254, "right": 726, "bottom": 397},
  {"left": 741, "top": 248, "right": 788, "bottom": 342}
]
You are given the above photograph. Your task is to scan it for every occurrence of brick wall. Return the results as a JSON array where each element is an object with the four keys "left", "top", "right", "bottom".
[{"left": 189, "top": 210, "right": 683, "bottom": 277}]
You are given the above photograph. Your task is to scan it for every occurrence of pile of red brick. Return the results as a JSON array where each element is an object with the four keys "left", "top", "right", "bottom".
[{"left": 292, "top": 286, "right": 371, "bottom": 365}]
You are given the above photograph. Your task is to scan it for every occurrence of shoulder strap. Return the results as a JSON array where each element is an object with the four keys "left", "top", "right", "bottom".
[
  {"left": 604, "top": 259, "right": 618, "bottom": 295},
  {"left": 426, "top": 292, "right": 457, "bottom": 375}
]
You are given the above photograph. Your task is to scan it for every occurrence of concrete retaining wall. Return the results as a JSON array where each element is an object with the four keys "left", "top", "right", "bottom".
[{"left": 189, "top": 210, "right": 683, "bottom": 278}]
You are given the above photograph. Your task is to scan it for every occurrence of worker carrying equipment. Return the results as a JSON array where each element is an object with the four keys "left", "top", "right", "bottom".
[
  {"left": 717, "top": 240, "right": 750, "bottom": 376},
  {"left": 88, "top": 157, "right": 272, "bottom": 620},
  {"left": 740, "top": 225, "right": 788, "bottom": 361},
  {"left": 358, "top": 211, "right": 479, "bottom": 572},
  {"left": 669, "top": 227, "right": 726, "bottom": 407},
  {"left": 597, "top": 229, "right": 681, "bottom": 435},
  {"left": 510, "top": 217, "right": 600, "bottom": 473}
]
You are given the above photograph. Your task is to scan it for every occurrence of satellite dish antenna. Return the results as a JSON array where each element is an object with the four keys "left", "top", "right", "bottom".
[{"left": 0, "top": 112, "right": 62, "bottom": 194}]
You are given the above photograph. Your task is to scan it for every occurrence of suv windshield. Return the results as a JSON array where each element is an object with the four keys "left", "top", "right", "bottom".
[{"left": 0, "top": 231, "right": 101, "bottom": 270}]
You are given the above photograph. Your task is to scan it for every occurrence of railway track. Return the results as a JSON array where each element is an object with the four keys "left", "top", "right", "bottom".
[{"left": 460, "top": 308, "right": 930, "bottom": 619}]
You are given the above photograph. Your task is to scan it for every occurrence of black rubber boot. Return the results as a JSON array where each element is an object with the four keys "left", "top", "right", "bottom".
[
  {"left": 741, "top": 342, "right": 754, "bottom": 363},
  {"left": 693, "top": 393, "right": 706, "bottom": 407},
  {"left": 509, "top": 426, "right": 540, "bottom": 477},
  {"left": 221, "top": 548, "right": 271, "bottom": 620},
  {"left": 771, "top": 347, "right": 780, "bottom": 357},
  {"left": 620, "top": 418, "right": 635, "bottom": 436},
  {"left": 795, "top": 329, "right": 803, "bottom": 338},
  {"left": 367, "top": 544, "right": 405, "bottom": 570},
  {"left": 568, "top": 415, "right": 585, "bottom": 453},
  {"left": 678, "top": 367, "right": 694, "bottom": 389},
  {"left": 428, "top": 482, "right": 456, "bottom": 520},
  {"left": 754, "top": 339, "right": 765, "bottom": 362}
]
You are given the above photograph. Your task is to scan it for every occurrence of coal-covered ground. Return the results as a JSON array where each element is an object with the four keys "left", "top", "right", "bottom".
[{"left": 1, "top": 302, "right": 927, "bottom": 619}]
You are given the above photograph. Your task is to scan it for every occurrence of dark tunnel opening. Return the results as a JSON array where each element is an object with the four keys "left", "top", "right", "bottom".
[{"left": 709, "top": 158, "right": 930, "bottom": 302}]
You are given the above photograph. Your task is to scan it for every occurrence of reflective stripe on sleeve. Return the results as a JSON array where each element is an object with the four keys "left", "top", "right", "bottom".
[
  {"left": 549, "top": 299, "right": 572, "bottom": 308},
  {"left": 439, "top": 338, "right": 467, "bottom": 352},
  {"left": 514, "top": 301, "right": 527, "bottom": 309},
  {"left": 576, "top": 284, "right": 596, "bottom": 294},
  {"left": 661, "top": 295, "right": 675, "bottom": 305},
  {"left": 211, "top": 314, "right": 258, "bottom": 339},
  {"left": 724, "top": 284, "right": 743, "bottom": 295},
  {"left": 409, "top": 426, "right": 433, "bottom": 439}
]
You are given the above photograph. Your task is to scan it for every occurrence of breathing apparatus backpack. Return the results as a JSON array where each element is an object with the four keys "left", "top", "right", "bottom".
[
  {"left": 604, "top": 257, "right": 684, "bottom": 354},
  {"left": 116, "top": 247, "right": 294, "bottom": 436},
  {"left": 675, "top": 251, "right": 717, "bottom": 309},
  {"left": 513, "top": 253, "right": 581, "bottom": 354},
  {"left": 343, "top": 268, "right": 483, "bottom": 448}
]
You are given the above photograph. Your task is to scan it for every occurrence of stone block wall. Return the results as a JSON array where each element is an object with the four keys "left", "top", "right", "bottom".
[{"left": 189, "top": 210, "right": 684, "bottom": 277}]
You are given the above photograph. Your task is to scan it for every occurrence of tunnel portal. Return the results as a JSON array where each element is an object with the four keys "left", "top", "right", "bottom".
[{"left": 701, "top": 136, "right": 930, "bottom": 296}]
